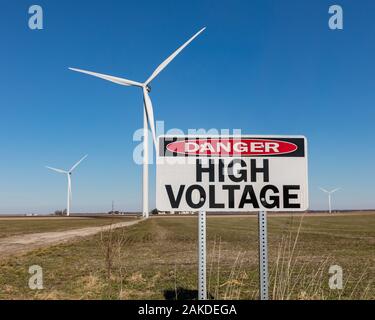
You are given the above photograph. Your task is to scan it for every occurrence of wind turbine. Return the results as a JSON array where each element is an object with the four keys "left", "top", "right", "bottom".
[
  {"left": 319, "top": 187, "right": 341, "bottom": 214},
  {"left": 46, "top": 155, "right": 88, "bottom": 216},
  {"left": 69, "top": 27, "right": 206, "bottom": 219}
]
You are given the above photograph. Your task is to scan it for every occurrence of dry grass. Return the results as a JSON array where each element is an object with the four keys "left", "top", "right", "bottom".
[
  {"left": 0, "top": 213, "right": 373, "bottom": 300},
  {"left": 0, "top": 217, "right": 131, "bottom": 239}
]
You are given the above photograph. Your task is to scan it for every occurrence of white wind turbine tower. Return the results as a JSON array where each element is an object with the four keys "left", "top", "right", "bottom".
[
  {"left": 46, "top": 155, "right": 88, "bottom": 216},
  {"left": 319, "top": 187, "right": 341, "bottom": 214},
  {"left": 69, "top": 27, "right": 205, "bottom": 219}
]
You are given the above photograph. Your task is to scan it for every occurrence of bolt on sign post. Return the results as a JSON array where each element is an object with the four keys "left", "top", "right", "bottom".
[{"left": 156, "top": 135, "right": 309, "bottom": 300}]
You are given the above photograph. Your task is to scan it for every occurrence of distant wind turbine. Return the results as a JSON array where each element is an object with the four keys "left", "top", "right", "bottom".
[
  {"left": 319, "top": 187, "right": 341, "bottom": 214},
  {"left": 46, "top": 155, "right": 88, "bottom": 216},
  {"left": 69, "top": 27, "right": 205, "bottom": 219}
]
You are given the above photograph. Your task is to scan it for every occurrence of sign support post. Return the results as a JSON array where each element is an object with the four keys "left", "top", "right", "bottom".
[
  {"left": 198, "top": 210, "right": 207, "bottom": 300},
  {"left": 258, "top": 210, "right": 269, "bottom": 300}
]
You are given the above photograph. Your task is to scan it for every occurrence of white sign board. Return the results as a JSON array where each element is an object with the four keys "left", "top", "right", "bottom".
[{"left": 156, "top": 135, "right": 308, "bottom": 212}]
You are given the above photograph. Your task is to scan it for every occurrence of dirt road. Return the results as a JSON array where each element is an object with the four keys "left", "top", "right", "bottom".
[{"left": 0, "top": 219, "right": 141, "bottom": 260}]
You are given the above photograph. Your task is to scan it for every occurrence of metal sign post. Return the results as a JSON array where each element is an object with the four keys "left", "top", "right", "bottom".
[
  {"left": 198, "top": 210, "right": 207, "bottom": 300},
  {"left": 258, "top": 210, "right": 269, "bottom": 300}
]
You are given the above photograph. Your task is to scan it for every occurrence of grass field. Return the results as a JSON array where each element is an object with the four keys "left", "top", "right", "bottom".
[
  {"left": 0, "top": 213, "right": 374, "bottom": 300},
  {"left": 0, "top": 216, "right": 132, "bottom": 239}
]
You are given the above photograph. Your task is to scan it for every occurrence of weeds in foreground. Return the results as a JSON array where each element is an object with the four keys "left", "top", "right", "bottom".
[
  {"left": 96, "top": 216, "right": 373, "bottom": 300},
  {"left": 205, "top": 215, "right": 373, "bottom": 300},
  {"left": 97, "top": 225, "right": 130, "bottom": 298}
]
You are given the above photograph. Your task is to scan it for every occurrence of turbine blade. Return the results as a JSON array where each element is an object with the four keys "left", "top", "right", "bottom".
[
  {"left": 69, "top": 154, "right": 88, "bottom": 172},
  {"left": 145, "top": 27, "right": 206, "bottom": 85},
  {"left": 143, "top": 88, "right": 157, "bottom": 147},
  {"left": 46, "top": 166, "right": 67, "bottom": 174},
  {"left": 331, "top": 188, "right": 341, "bottom": 193},
  {"left": 69, "top": 68, "right": 143, "bottom": 87},
  {"left": 319, "top": 187, "right": 329, "bottom": 193}
]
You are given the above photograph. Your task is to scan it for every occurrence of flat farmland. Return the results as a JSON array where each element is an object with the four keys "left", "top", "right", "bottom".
[
  {"left": 0, "top": 213, "right": 373, "bottom": 300},
  {"left": 0, "top": 216, "right": 133, "bottom": 239}
]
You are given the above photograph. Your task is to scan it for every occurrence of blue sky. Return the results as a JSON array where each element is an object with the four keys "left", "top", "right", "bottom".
[{"left": 1, "top": 0, "right": 374, "bottom": 213}]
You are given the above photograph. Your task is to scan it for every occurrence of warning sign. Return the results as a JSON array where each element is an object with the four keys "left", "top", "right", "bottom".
[{"left": 156, "top": 136, "right": 308, "bottom": 212}]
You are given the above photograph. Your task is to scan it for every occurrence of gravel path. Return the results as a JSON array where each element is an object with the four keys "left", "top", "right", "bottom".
[{"left": 0, "top": 219, "right": 141, "bottom": 259}]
